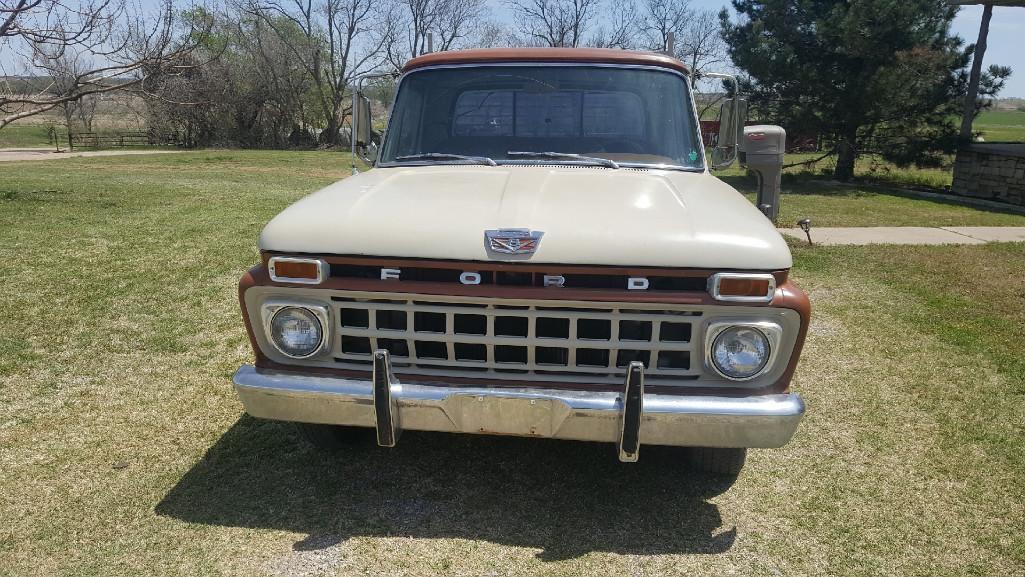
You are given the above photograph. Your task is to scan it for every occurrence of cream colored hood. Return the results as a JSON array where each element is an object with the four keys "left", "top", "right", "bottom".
[{"left": 259, "top": 165, "right": 792, "bottom": 270}]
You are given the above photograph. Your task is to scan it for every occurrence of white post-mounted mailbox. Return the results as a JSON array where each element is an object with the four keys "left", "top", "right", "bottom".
[{"left": 740, "top": 125, "right": 786, "bottom": 222}]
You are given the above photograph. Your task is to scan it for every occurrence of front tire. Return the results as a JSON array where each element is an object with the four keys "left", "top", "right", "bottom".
[
  {"left": 687, "top": 447, "right": 747, "bottom": 476},
  {"left": 295, "top": 423, "right": 372, "bottom": 451}
]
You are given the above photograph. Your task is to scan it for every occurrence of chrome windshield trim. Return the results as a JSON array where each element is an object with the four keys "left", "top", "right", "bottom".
[
  {"left": 378, "top": 62, "right": 706, "bottom": 172},
  {"left": 376, "top": 160, "right": 707, "bottom": 172},
  {"left": 374, "top": 160, "right": 706, "bottom": 173},
  {"left": 400, "top": 61, "right": 693, "bottom": 79}
]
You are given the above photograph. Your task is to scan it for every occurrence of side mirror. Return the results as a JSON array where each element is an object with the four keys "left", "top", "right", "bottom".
[
  {"left": 350, "top": 71, "right": 399, "bottom": 174},
  {"left": 718, "top": 99, "right": 738, "bottom": 148},
  {"left": 354, "top": 93, "right": 372, "bottom": 147},
  {"left": 351, "top": 91, "right": 376, "bottom": 166},
  {"left": 711, "top": 97, "right": 747, "bottom": 169}
]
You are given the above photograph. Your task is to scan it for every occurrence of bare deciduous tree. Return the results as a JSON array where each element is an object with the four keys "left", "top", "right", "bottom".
[
  {"left": 387, "top": 0, "right": 486, "bottom": 68},
  {"left": 39, "top": 48, "right": 93, "bottom": 133},
  {"left": 588, "top": 1, "right": 635, "bottom": 49},
  {"left": 506, "top": 0, "right": 601, "bottom": 48},
  {"left": 431, "top": 0, "right": 485, "bottom": 51},
  {"left": 635, "top": 0, "right": 728, "bottom": 86},
  {"left": 247, "top": 16, "right": 319, "bottom": 143},
  {"left": 0, "top": 0, "right": 202, "bottom": 130},
  {"left": 638, "top": 0, "right": 689, "bottom": 54},
  {"left": 249, "top": 0, "right": 394, "bottom": 144},
  {"left": 471, "top": 20, "right": 516, "bottom": 48},
  {"left": 678, "top": 9, "right": 726, "bottom": 87}
]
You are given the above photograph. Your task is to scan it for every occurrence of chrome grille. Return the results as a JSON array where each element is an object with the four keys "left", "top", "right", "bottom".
[{"left": 329, "top": 293, "right": 702, "bottom": 384}]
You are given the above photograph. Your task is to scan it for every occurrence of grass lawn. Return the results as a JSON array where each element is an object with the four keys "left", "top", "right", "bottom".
[
  {"left": 975, "top": 109, "right": 1025, "bottom": 142},
  {"left": 714, "top": 166, "right": 1025, "bottom": 227},
  {"left": 721, "top": 151, "right": 959, "bottom": 190},
  {"left": 0, "top": 123, "right": 57, "bottom": 148},
  {"left": 2, "top": 151, "right": 1024, "bottom": 576},
  {"left": 728, "top": 178, "right": 1025, "bottom": 228},
  {"left": 714, "top": 150, "right": 1025, "bottom": 226}
]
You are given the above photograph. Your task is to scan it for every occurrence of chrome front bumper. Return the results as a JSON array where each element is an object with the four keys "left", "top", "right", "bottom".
[{"left": 233, "top": 352, "right": 805, "bottom": 462}]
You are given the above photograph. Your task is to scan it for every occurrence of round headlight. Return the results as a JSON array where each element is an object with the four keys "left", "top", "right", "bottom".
[
  {"left": 711, "top": 326, "right": 770, "bottom": 380},
  {"left": 269, "top": 307, "right": 324, "bottom": 358}
]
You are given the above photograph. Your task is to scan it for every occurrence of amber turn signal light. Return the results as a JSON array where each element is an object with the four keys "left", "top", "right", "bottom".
[
  {"left": 268, "top": 257, "right": 326, "bottom": 284},
  {"left": 718, "top": 277, "right": 771, "bottom": 297},
  {"left": 708, "top": 273, "right": 776, "bottom": 302}
]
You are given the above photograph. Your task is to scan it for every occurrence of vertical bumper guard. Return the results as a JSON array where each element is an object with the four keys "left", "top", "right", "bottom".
[
  {"left": 618, "top": 361, "right": 644, "bottom": 462},
  {"left": 373, "top": 350, "right": 400, "bottom": 447}
]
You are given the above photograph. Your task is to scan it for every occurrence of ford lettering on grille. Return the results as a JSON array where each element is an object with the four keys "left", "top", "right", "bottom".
[{"left": 485, "top": 229, "right": 543, "bottom": 255}]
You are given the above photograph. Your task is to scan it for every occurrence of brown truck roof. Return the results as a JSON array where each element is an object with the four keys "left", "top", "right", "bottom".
[{"left": 402, "top": 47, "right": 690, "bottom": 75}]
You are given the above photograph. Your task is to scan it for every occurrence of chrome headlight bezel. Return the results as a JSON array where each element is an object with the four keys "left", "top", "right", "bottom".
[
  {"left": 261, "top": 301, "right": 330, "bottom": 359},
  {"left": 704, "top": 321, "right": 783, "bottom": 381}
]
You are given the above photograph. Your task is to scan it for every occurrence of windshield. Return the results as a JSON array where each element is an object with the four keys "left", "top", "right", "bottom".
[{"left": 379, "top": 65, "right": 704, "bottom": 170}]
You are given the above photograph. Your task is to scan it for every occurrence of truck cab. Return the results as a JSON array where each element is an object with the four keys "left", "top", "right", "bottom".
[{"left": 233, "top": 48, "right": 808, "bottom": 476}]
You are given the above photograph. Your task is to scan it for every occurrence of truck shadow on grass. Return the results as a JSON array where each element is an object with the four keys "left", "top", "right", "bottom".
[{"left": 156, "top": 416, "right": 738, "bottom": 561}]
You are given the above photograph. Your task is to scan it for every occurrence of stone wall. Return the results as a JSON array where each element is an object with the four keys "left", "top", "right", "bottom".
[{"left": 951, "top": 143, "right": 1025, "bottom": 206}]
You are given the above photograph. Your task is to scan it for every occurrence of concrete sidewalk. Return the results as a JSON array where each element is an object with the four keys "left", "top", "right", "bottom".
[{"left": 779, "top": 226, "right": 1025, "bottom": 245}]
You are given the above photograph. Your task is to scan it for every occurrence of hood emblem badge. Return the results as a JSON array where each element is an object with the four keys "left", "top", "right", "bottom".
[{"left": 485, "top": 229, "right": 543, "bottom": 255}]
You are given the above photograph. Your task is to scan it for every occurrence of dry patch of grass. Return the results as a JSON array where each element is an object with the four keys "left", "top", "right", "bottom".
[{"left": 1, "top": 151, "right": 1023, "bottom": 576}]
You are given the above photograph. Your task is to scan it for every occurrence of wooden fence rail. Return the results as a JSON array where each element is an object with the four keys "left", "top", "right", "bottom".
[{"left": 50, "top": 130, "right": 184, "bottom": 150}]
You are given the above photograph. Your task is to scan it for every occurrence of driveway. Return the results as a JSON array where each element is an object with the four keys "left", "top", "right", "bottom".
[{"left": 0, "top": 147, "right": 183, "bottom": 162}]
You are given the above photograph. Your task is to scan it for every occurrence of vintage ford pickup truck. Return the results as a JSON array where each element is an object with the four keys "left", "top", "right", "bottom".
[{"left": 232, "top": 48, "right": 808, "bottom": 475}]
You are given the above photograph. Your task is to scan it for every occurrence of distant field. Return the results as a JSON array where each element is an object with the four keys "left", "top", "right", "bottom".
[
  {"left": 0, "top": 124, "right": 54, "bottom": 148},
  {"left": 975, "top": 109, "right": 1025, "bottom": 142}
]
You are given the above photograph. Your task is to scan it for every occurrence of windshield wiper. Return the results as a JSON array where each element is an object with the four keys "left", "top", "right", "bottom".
[
  {"left": 506, "top": 151, "right": 620, "bottom": 169},
  {"left": 395, "top": 153, "right": 496, "bottom": 166}
]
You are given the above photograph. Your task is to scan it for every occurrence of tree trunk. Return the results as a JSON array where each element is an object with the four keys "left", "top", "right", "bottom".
[
  {"left": 960, "top": 3, "right": 993, "bottom": 142},
  {"left": 320, "top": 92, "right": 347, "bottom": 146},
  {"left": 834, "top": 135, "right": 857, "bottom": 181},
  {"left": 62, "top": 105, "right": 74, "bottom": 135},
  {"left": 320, "top": 117, "right": 341, "bottom": 145}
]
